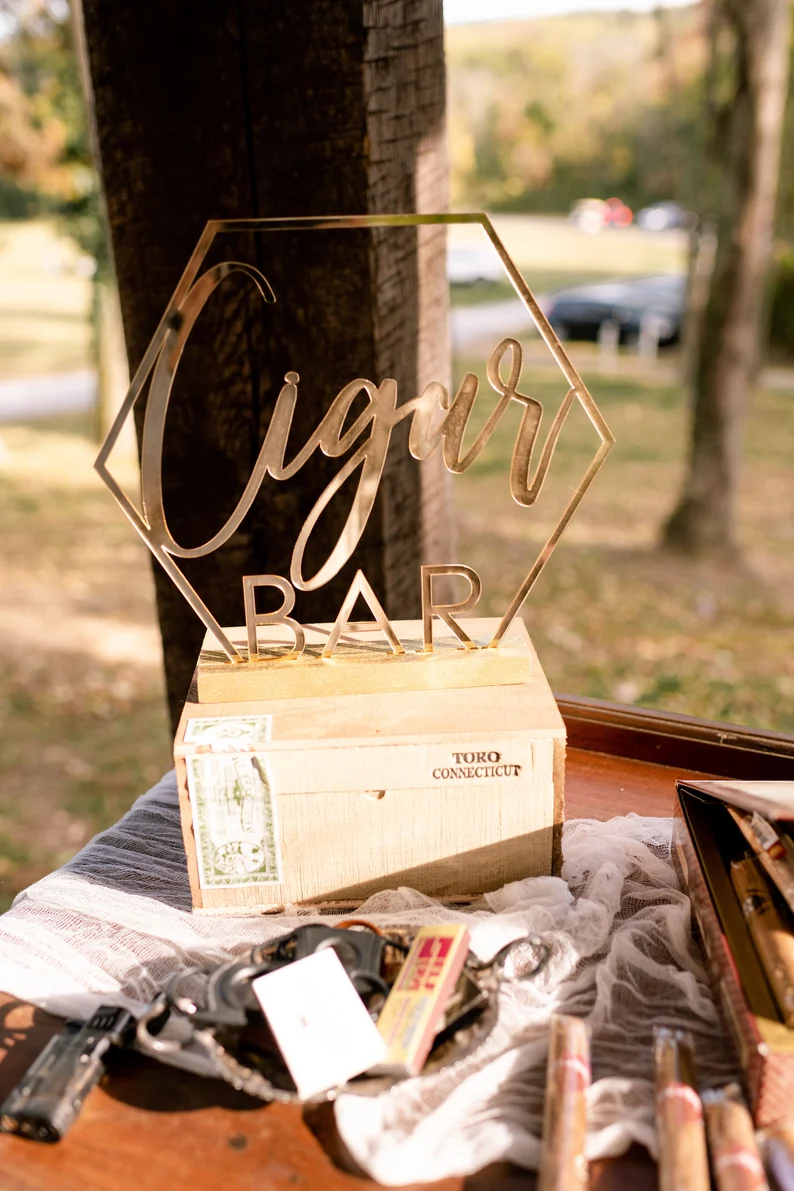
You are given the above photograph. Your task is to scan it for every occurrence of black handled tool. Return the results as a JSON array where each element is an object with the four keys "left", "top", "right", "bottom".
[{"left": 0, "top": 1004, "right": 135, "bottom": 1142}]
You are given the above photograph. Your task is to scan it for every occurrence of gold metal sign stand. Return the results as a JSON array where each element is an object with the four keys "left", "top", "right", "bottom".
[
  {"left": 95, "top": 213, "right": 613, "bottom": 697},
  {"left": 95, "top": 212, "right": 614, "bottom": 909}
]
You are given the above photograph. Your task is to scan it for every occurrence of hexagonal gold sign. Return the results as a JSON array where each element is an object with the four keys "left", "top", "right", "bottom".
[{"left": 95, "top": 213, "right": 614, "bottom": 670}]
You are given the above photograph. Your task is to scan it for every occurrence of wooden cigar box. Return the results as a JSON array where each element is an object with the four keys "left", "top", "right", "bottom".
[
  {"left": 174, "top": 617, "right": 565, "bottom": 913},
  {"left": 673, "top": 782, "right": 794, "bottom": 1126}
]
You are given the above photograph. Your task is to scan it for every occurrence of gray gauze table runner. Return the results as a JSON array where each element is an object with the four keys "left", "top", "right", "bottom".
[{"left": 0, "top": 770, "right": 737, "bottom": 1183}]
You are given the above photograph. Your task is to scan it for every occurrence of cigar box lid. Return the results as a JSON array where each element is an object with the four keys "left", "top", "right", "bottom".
[
  {"left": 677, "top": 780, "right": 794, "bottom": 824},
  {"left": 175, "top": 618, "right": 565, "bottom": 797},
  {"left": 196, "top": 618, "right": 537, "bottom": 704},
  {"left": 177, "top": 618, "right": 565, "bottom": 752}
]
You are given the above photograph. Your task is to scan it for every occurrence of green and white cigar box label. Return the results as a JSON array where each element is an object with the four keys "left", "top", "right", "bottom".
[
  {"left": 184, "top": 714, "right": 273, "bottom": 749},
  {"left": 186, "top": 752, "right": 281, "bottom": 887}
]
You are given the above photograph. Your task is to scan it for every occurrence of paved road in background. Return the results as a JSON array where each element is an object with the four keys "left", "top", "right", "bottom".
[
  {"left": 0, "top": 369, "right": 96, "bottom": 422},
  {"left": 451, "top": 299, "right": 536, "bottom": 354},
  {"left": 0, "top": 341, "right": 792, "bottom": 428}
]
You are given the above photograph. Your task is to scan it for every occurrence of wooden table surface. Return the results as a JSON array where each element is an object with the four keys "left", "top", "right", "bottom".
[{"left": 0, "top": 748, "right": 691, "bottom": 1190}]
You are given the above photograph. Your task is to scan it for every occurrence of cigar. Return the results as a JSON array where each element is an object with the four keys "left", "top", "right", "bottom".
[
  {"left": 731, "top": 857, "right": 794, "bottom": 1027},
  {"left": 759, "top": 1116, "right": 794, "bottom": 1191},
  {"left": 702, "top": 1083, "right": 768, "bottom": 1191},
  {"left": 537, "top": 1013, "right": 590, "bottom": 1191},
  {"left": 761, "top": 1119, "right": 794, "bottom": 1186},
  {"left": 654, "top": 1026, "right": 710, "bottom": 1191},
  {"left": 778, "top": 827, "right": 794, "bottom": 872},
  {"left": 728, "top": 807, "right": 794, "bottom": 917}
]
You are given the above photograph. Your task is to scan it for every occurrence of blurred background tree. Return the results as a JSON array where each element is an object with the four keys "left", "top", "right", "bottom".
[
  {"left": 447, "top": 7, "right": 709, "bottom": 215},
  {"left": 0, "top": 1, "right": 99, "bottom": 248},
  {"left": 0, "top": 0, "right": 122, "bottom": 441},
  {"left": 446, "top": 3, "right": 794, "bottom": 562},
  {"left": 664, "top": 0, "right": 792, "bottom": 557}
]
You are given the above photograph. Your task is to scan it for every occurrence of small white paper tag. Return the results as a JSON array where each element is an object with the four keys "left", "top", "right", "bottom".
[
  {"left": 252, "top": 948, "right": 388, "bottom": 1100},
  {"left": 749, "top": 810, "right": 781, "bottom": 852}
]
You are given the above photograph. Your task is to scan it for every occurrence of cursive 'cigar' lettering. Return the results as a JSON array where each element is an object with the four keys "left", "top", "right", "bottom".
[
  {"left": 131, "top": 261, "right": 584, "bottom": 663},
  {"left": 140, "top": 267, "right": 565, "bottom": 592}
]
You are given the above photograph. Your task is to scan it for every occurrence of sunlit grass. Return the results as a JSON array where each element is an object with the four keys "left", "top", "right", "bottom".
[
  {"left": 0, "top": 424, "right": 170, "bottom": 910},
  {"left": 448, "top": 214, "right": 688, "bottom": 277},
  {"left": 0, "top": 220, "right": 92, "bottom": 379},
  {"left": 453, "top": 353, "right": 794, "bottom": 731}
]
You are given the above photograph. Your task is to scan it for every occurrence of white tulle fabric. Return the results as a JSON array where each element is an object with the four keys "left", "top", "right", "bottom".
[{"left": 0, "top": 770, "right": 738, "bottom": 1183}]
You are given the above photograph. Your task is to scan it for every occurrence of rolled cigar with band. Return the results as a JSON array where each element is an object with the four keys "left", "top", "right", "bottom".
[
  {"left": 731, "top": 857, "right": 794, "bottom": 1029},
  {"left": 654, "top": 1026, "right": 710, "bottom": 1191},
  {"left": 702, "top": 1084, "right": 768, "bottom": 1191},
  {"left": 759, "top": 1116, "right": 794, "bottom": 1191},
  {"left": 537, "top": 1013, "right": 590, "bottom": 1191},
  {"left": 727, "top": 808, "right": 794, "bottom": 918}
]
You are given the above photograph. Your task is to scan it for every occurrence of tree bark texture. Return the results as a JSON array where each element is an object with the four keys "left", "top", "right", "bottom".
[
  {"left": 663, "top": 0, "right": 791, "bottom": 556},
  {"left": 77, "top": 0, "right": 453, "bottom": 730}
]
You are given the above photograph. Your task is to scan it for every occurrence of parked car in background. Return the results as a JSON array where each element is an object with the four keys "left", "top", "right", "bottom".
[
  {"left": 569, "top": 197, "right": 633, "bottom": 232},
  {"left": 569, "top": 198, "right": 609, "bottom": 233},
  {"left": 636, "top": 201, "right": 692, "bottom": 232},
  {"left": 447, "top": 246, "right": 503, "bottom": 286},
  {"left": 603, "top": 197, "right": 633, "bottom": 228},
  {"left": 542, "top": 274, "right": 686, "bottom": 345}
]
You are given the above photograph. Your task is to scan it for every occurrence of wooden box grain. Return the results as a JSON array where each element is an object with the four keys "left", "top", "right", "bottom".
[{"left": 174, "top": 617, "right": 565, "bottom": 913}]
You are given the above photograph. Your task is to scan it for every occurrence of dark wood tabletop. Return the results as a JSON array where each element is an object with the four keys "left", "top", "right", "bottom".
[
  {"left": 0, "top": 744, "right": 690, "bottom": 1191},
  {"left": 8, "top": 692, "right": 794, "bottom": 1191}
]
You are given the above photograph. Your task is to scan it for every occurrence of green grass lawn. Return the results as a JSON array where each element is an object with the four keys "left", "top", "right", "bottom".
[
  {"left": 452, "top": 352, "right": 794, "bottom": 732},
  {"left": 449, "top": 215, "right": 689, "bottom": 305},
  {"left": 0, "top": 220, "right": 93, "bottom": 378},
  {"left": 449, "top": 214, "right": 688, "bottom": 274},
  {"left": 0, "top": 425, "right": 171, "bottom": 911}
]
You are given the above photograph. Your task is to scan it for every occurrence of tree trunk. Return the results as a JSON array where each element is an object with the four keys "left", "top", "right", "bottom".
[
  {"left": 663, "top": 0, "right": 791, "bottom": 556},
  {"left": 76, "top": 0, "right": 453, "bottom": 730}
]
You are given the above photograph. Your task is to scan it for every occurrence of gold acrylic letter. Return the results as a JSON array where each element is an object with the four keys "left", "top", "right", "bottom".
[
  {"left": 242, "top": 575, "right": 305, "bottom": 661},
  {"left": 486, "top": 338, "right": 575, "bottom": 508},
  {"left": 322, "top": 570, "right": 404, "bottom": 659},
  {"left": 421, "top": 564, "right": 482, "bottom": 652},
  {"left": 290, "top": 379, "right": 404, "bottom": 591},
  {"left": 140, "top": 262, "right": 277, "bottom": 559}
]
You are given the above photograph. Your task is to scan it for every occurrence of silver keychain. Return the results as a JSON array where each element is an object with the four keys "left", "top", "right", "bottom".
[{"left": 134, "top": 926, "right": 552, "bottom": 1103}]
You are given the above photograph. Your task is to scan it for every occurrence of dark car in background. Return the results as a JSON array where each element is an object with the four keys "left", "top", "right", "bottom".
[{"left": 542, "top": 274, "right": 686, "bottom": 346}]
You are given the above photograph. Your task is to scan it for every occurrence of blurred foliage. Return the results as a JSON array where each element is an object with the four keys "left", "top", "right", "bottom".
[
  {"left": 769, "top": 249, "right": 794, "bottom": 355},
  {"left": 446, "top": 4, "right": 794, "bottom": 355},
  {"left": 0, "top": 2, "right": 794, "bottom": 349},
  {"left": 0, "top": 0, "right": 106, "bottom": 273},
  {"left": 446, "top": 7, "right": 710, "bottom": 214}
]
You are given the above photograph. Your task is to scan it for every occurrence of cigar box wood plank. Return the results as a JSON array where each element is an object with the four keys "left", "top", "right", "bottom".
[
  {"left": 196, "top": 618, "right": 536, "bottom": 704},
  {"left": 242, "top": 740, "right": 548, "bottom": 796},
  {"left": 177, "top": 640, "right": 564, "bottom": 752},
  {"left": 195, "top": 757, "right": 555, "bottom": 910},
  {"left": 177, "top": 622, "right": 564, "bottom": 910},
  {"left": 174, "top": 753, "right": 203, "bottom": 906}
]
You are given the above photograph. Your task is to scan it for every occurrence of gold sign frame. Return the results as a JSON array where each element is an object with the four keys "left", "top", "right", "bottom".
[{"left": 95, "top": 213, "right": 614, "bottom": 664}]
